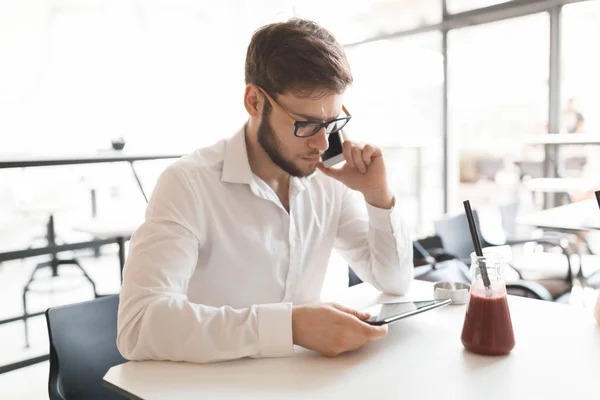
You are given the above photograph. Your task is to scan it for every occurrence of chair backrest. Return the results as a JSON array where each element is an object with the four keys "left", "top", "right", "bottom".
[
  {"left": 499, "top": 200, "right": 520, "bottom": 238},
  {"left": 434, "top": 210, "right": 486, "bottom": 263},
  {"left": 46, "top": 295, "right": 127, "bottom": 400},
  {"left": 348, "top": 267, "right": 362, "bottom": 287},
  {"left": 348, "top": 240, "right": 443, "bottom": 287}
]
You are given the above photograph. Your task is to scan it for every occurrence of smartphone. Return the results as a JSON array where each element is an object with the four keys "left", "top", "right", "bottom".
[
  {"left": 321, "top": 131, "right": 345, "bottom": 168},
  {"left": 364, "top": 299, "right": 452, "bottom": 326}
]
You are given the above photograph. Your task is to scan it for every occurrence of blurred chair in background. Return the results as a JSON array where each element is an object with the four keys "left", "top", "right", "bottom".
[
  {"left": 348, "top": 237, "right": 553, "bottom": 301},
  {"left": 434, "top": 209, "right": 571, "bottom": 300}
]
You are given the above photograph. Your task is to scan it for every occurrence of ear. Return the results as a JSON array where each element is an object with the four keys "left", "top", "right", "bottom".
[{"left": 244, "top": 84, "right": 262, "bottom": 118}]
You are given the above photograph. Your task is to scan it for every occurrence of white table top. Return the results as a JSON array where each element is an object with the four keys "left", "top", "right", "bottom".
[
  {"left": 517, "top": 199, "right": 600, "bottom": 232},
  {"left": 524, "top": 177, "right": 595, "bottom": 193},
  {"left": 525, "top": 133, "right": 600, "bottom": 145},
  {"left": 104, "top": 280, "right": 600, "bottom": 400},
  {"left": 74, "top": 218, "right": 141, "bottom": 238}
]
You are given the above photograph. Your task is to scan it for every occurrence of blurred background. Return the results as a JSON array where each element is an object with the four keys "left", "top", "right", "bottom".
[{"left": 1, "top": 1, "right": 599, "bottom": 397}]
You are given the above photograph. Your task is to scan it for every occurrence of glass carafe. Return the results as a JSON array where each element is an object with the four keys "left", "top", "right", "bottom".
[{"left": 461, "top": 252, "right": 515, "bottom": 355}]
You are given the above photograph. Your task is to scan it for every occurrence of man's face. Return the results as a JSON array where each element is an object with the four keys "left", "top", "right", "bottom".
[{"left": 257, "top": 90, "right": 344, "bottom": 178}]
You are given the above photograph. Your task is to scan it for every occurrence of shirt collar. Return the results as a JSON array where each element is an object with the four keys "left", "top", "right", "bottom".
[
  {"left": 221, "top": 125, "right": 317, "bottom": 189},
  {"left": 221, "top": 125, "right": 253, "bottom": 185}
]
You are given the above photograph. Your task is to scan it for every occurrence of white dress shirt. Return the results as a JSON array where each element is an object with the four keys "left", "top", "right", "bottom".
[{"left": 117, "top": 126, "right": 413, "bottom": 363}]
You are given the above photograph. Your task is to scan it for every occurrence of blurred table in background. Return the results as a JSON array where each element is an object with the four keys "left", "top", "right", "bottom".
[
  {"left": 0, "top": 151, "right": 183, "bottom": 375},
  {"left": 524, "top": 177, "right": 595, "bottom": 207},
  {"left": 517, "top": 200, "right": 600, "bottom": 286},
  {"left": 524, "top": 177, "right": 594, "bottom": 194},
  {"left": 525, "top": 134, "right": 600, "bottom": 208},
  {"left": 526, "top": 133, "right": 600, "bottom": 146},
  {"left": 0, "top": 151, "right": 185, "bottom": 202},
  {"left": 517, "top": 199, "right": 600, "bottom": 233}
]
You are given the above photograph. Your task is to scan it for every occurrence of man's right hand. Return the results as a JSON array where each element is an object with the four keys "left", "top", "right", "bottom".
[{"left": 291, "top": 303, "right": 388, "bottom": 357}]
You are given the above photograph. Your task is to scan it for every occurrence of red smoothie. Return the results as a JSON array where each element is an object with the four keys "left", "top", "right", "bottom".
[{"left": 461, "top": 290, "right": 515, "bottom": 355}]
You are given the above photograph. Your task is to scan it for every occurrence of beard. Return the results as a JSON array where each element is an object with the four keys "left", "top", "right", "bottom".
[{"left": 257, "top": 104, "right": 317, "bottom": 178}]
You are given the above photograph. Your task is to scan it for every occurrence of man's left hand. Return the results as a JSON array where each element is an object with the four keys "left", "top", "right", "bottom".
[{"left": 317, "top": 132, "right": 394, "bottom": 209}]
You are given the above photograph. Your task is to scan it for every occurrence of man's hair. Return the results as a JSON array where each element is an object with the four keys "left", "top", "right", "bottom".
[{"left": 245, "top": 18, "right": 353, "bottom": 98}]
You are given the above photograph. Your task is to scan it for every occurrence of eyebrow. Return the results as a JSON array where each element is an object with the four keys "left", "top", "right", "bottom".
[{"left": 289, "top": 111, "right": 341, "bottom": 122}]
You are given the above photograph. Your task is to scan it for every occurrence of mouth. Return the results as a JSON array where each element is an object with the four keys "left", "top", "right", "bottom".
[{"left": 302, "top": 155, "right": 321, "bottom": 163}]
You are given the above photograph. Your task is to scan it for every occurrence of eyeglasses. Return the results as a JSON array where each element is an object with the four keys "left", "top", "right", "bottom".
[{"left": 256, "top": 86, "right": 352, "bottom": 138}]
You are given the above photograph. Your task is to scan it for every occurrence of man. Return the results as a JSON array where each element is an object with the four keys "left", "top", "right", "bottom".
[
  {"left": 117, "top": 18, "right": 413, "bottom": 363},
  {"left": 563, "top": 97, "right": 585, "bottom": 134}
]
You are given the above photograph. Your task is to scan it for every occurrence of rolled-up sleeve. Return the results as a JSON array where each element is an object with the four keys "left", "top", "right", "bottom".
[{"left": 333, "top": 186, "right": 413, "bottom": 295}]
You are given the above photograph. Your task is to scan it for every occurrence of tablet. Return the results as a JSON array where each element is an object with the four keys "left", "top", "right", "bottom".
[{"left": 364, "top": 299, "right": 452, "bottom": 326}]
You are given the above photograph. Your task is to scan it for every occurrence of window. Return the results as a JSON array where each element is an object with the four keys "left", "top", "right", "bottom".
[
  {"left": 345, "top": 32, "right": 444, "bottom": 232},
  {"left": 448, "top": 13, "right": 549, "bottom": 210},
  {"left": 0, "top": 0, "right": 296, "bottom": 153},
  {"left": 561, "top": 0, "right": 600, "bottom": 134},
  {"left": 293, "top": 0, "right": 441, "bottom": 44},
  {"left": 447, "top": 0, "right": 512, "bottom": 14}
]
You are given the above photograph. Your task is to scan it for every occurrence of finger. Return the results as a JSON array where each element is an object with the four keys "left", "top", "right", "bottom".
[
  {"left": 330, "top": 303, "right": 370, "bottom": 320},
  {"left": 316, "top": 162, "right": 342, "bottom": 180},
  {"left": 331, "top": 303, "right": 371, "bottom": 321},
  {"left": 342, "top": 140, "right": 355, "bottom": 169},
  {"left": 340, "top": 129, "right": 348, "bottom": 142},
  {"left": 362, "top": 144, "right": 375, "bottom": 166},
  {"left": 371, "top": 147, "right": 383, "bottom": 159},
  {"left": 352, "top": 146, "right": 367, "bottom": 173},
  {"left": 364, "top": 324, "right": 388, "bottom": 340}
]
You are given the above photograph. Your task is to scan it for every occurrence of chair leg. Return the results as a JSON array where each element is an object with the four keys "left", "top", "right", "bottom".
[
  {"left": 58, "top": 259, "right": 98, "bottom": 297},
  {"left": 557, "top": 245, "right": 574, "bottom": 284},
  {"left": 24, "top": 261, "right": 51, "bottom": 285},
  {"left": 573, "top": 232, "right": 595, "bottom": 255},
  {"left": 22, "top": 260, "right": 52, "bottom": 348},
  {"left": 22, "top": 290, "right": 29, "bottom": 348},
  {"left": 117, "top": 237, "right": 126, "bottom": 284},
  {"left": 507, "top": 263, "right": 524, "bottom": 280}
]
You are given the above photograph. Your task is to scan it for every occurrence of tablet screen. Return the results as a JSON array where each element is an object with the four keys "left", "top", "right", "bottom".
[{"left": 365, "top": 300, "right": 450, "bottom": 325}]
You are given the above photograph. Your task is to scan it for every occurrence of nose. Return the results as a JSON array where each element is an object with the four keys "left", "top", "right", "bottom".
[{"left": 308, "top": 126, "right": 329, "bottom": 152}]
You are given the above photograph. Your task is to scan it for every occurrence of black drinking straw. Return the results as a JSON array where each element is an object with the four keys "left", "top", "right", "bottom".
[
  {"left": 463, "top": 200, "right": 492, "bottom": 291},
  {"left": 596, "top": 191, "right": 600, "bottom": 210}
]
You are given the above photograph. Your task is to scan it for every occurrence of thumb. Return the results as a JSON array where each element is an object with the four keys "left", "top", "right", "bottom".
[
  {"left": 331, "top": 303, "right": 371, "bottom": 321},
  {"left": 369, "top": 324, "right": 389, "bottom": 340},
  {"left": 317, "top": 162, "right": 342, "bottom": 180}
]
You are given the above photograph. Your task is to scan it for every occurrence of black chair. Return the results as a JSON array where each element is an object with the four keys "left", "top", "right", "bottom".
[
  {"left": 433, "top": 212, "right": 559, "bottom": 301},
  {"left": 348, "top": 239, "right": 471, "bottom": 288},
  {"left": 348, "top": 239, "right": 553, "bottom": 301},
  {"left": 435, "top": 209, "right": 575, "bottom": 278},
  {"left": 413, "top": 237, "right": 471, "bottom": 283},
  {"left": 45, "top": 295, "right": 127, "bottom": 400},
  {"left": 433, "top": 212, "right": 485, "bottom": 267},
  {"left": 499, "top": 200, "right": 581, "bottom": 285}
]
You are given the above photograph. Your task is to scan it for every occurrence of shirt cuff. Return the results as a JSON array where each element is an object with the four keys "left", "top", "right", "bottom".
[
  {"left": 366, "top": 201, "right": 399, "bottom": 233},
  {"left": 257, "top": 303, "right": 294, "bottom": 358}
]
